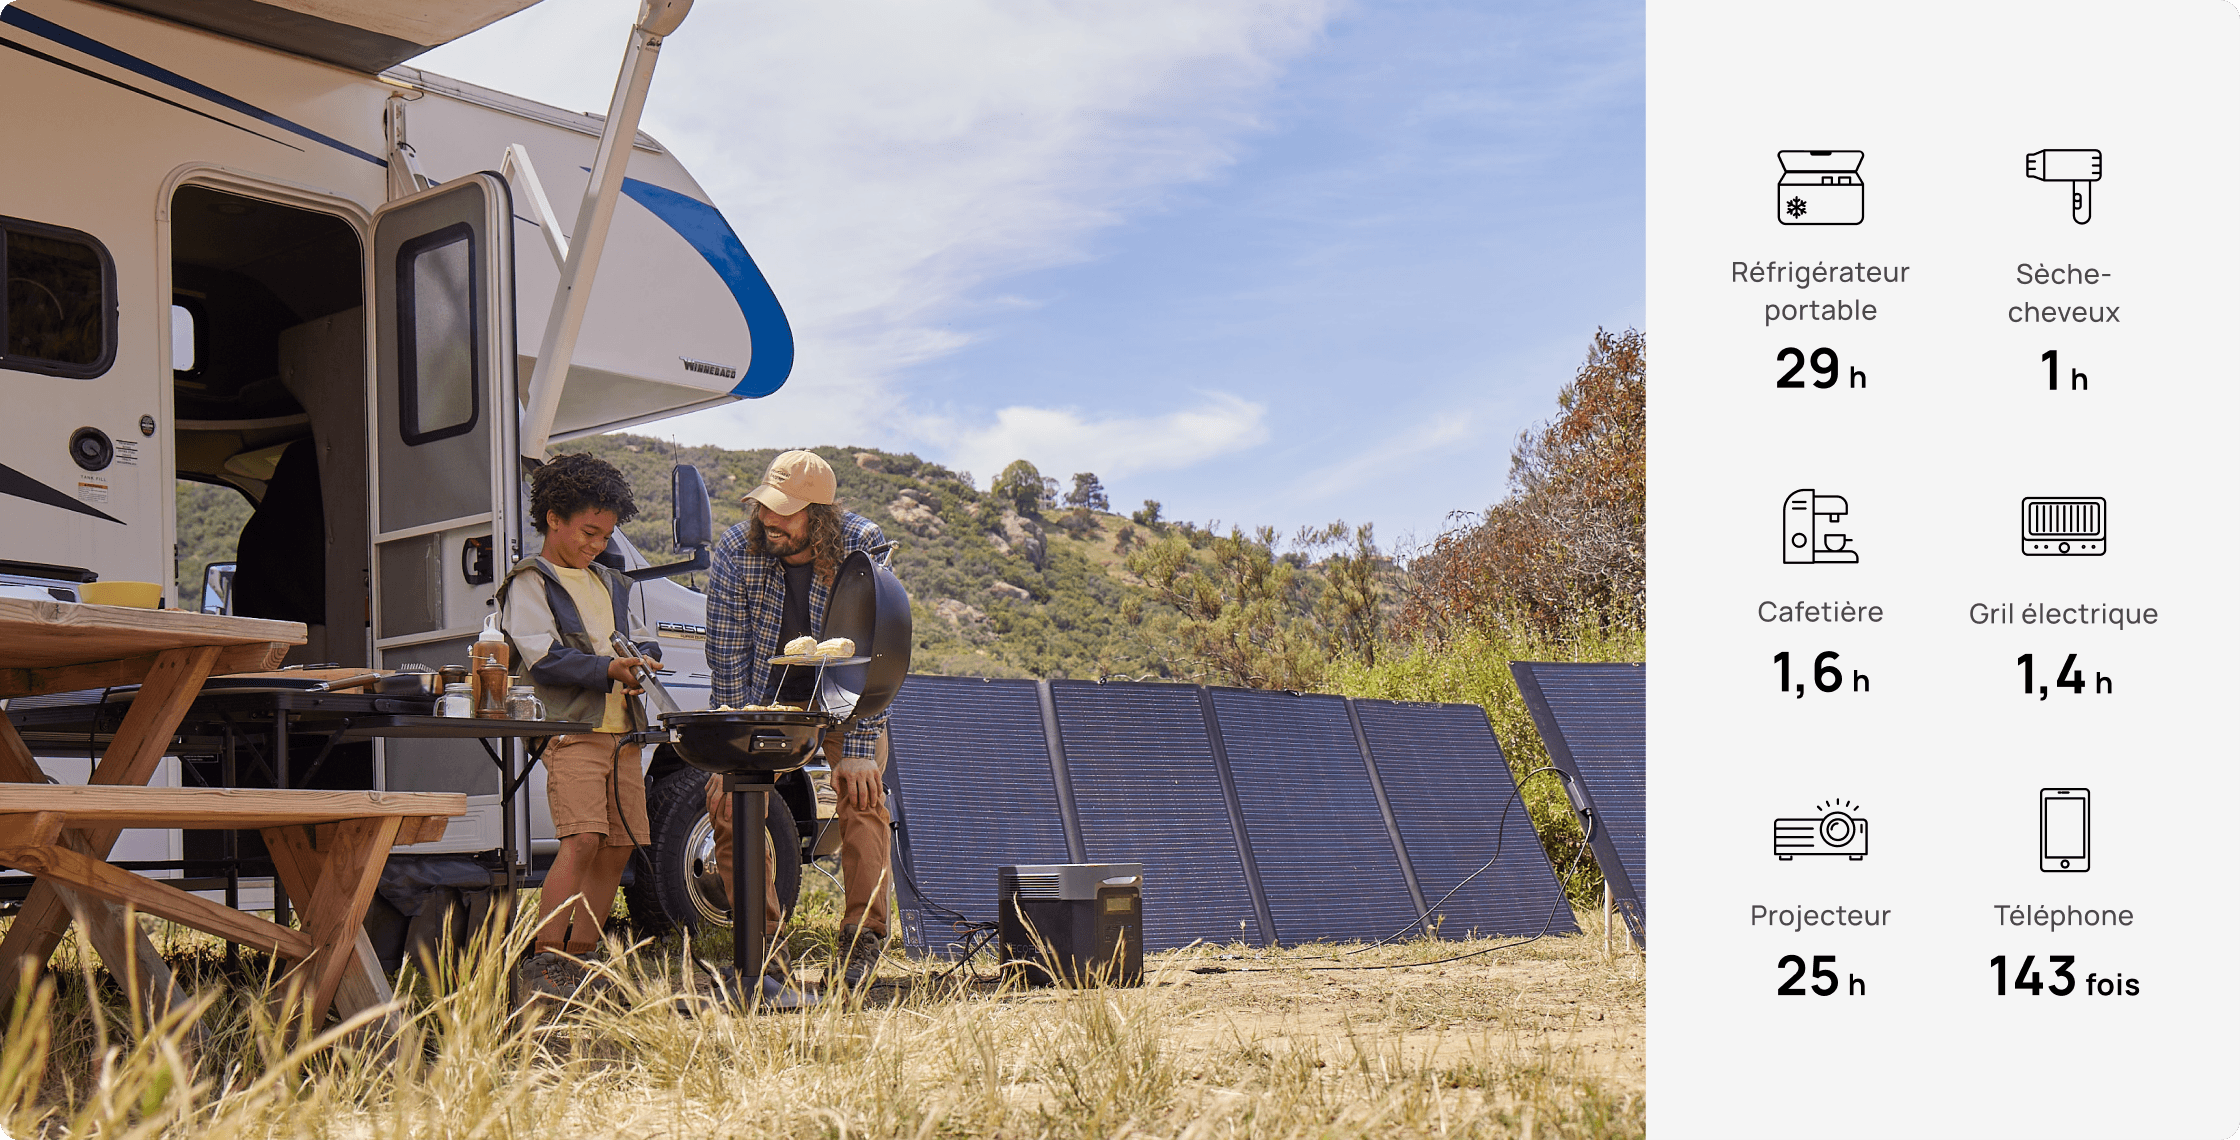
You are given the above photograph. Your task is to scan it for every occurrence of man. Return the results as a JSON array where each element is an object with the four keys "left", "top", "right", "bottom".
[
  {"left": 497, "top": 453, "right": 660, "bottom": 1000},
  {"left": 705, "top": 449, "right": 894, "bottom": 990}
]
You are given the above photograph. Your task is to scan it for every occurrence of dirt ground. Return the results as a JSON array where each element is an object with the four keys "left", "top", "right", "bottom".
[{"left": 1157, "top": 939, "right": 1645, "bottom": 1097}]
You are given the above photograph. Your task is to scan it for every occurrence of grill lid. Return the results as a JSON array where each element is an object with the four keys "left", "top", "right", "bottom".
[{"left": 815, "top": 550, "right": 913, "bottom": 730}]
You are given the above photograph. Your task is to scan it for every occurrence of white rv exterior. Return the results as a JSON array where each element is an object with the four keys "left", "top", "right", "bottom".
[{"left": 0, "top": 0, "right": 769, "bottom": 872}]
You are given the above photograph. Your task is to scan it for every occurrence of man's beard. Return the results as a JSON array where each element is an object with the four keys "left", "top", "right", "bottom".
[{"left": 759, "top": 523, "right": 809, "bottom": 557}]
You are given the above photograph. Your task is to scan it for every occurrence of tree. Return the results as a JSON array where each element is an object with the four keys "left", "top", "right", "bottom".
[
  {"left": 1130, "top": 500, "right": 1163, "bottom": 528},
  {"left": 992, "top": 460, "right": 1051, "bottom": 515},
  {"left": 1063, "top": 472, "right": 1110, "bottom": 513},
  {"left": 1127, "top": 526, "right": 1322, "bottom": 690},
  {"left": 1399, "top": 327, "right": 1644, "bottom": 640},
  {"left": 1297, "top": 520, "right": 1381, "bottom": 666}
]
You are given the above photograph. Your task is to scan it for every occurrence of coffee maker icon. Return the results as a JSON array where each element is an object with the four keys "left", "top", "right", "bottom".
[{"left": 1783, "top": 489, "right": 1858, "bottom": 564}]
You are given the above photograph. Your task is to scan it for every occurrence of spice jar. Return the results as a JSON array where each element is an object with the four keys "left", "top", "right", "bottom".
[
  {"left": 507, "top": 686, "right": 545, "bottom": 721},
  {"left": 438, "top": 683, "right": 474, "bottom": 718}
]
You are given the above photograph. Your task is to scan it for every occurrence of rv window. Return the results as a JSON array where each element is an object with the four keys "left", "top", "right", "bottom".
[
  {"left": 396, "top": 223, "right": 479, "bottom": 445},
  {"left": 170, "top": 303, "right": 197, "bottom": 373},
  {"left": 0, "top": 218, "right": 115, "bottom": 379}
]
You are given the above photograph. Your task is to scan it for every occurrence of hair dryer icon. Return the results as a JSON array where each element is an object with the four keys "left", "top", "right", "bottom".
[{"left": 2026, "top": 149, "right": 2101, "bottom": 224}]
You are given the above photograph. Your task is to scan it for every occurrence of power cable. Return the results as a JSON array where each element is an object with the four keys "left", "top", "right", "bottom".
[{"left": 1345, "top": 765, "right": 1584, "bottom": 953}]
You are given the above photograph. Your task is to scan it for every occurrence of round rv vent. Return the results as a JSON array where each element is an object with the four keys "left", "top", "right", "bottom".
[{"left": 68, "top": 427, "right": 113, "bottom": 472}]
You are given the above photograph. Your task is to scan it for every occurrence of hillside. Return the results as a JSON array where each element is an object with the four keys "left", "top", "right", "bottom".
[{"left": 564, "top": 436, "right": 1183, "bottom": 680}]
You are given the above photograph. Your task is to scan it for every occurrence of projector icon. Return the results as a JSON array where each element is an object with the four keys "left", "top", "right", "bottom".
[{"left": 1775, "top": 801, "right": 1869, "bottom": 860}]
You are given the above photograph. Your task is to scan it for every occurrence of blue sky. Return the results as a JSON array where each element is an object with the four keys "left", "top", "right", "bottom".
[{"left": 422, "top": 0, "right": 1643, "bottom": 553}]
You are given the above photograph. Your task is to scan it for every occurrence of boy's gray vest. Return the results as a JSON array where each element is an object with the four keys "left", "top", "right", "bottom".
[{"left": 495, "top": 556, "right": 657, "bottom": 733}]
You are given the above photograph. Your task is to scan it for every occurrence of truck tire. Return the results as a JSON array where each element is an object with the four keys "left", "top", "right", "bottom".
[{"left": 625, "top": 767, "right": 800, "bottom": 938}]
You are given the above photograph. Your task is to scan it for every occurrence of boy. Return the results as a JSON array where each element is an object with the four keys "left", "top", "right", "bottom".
[{"left": 498, "top": 453, "right": 660, "bottom": 999}]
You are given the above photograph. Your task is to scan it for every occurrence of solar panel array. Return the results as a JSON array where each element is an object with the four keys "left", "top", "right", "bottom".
[
  {"left": 1353, "top": 700, "right": 1579, "bottom": 939},
  {"left": 883, "top": 674, "right": 1616, "bottom": 952},
  {"left": 1510, "top": 662, "right": 1647, "bottom": 945}
]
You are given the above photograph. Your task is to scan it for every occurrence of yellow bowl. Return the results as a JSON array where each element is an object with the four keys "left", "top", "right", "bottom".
[{"left": 81, "top": 581, "right": 163, "bottom": 609}]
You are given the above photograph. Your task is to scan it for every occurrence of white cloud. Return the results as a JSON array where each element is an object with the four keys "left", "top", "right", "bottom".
[
  {"left": 420, "top": 0, "right": 1334, "bottom": 469},
  {"left": 933, "top": 392, "right": 1270, "bottom": 488}
]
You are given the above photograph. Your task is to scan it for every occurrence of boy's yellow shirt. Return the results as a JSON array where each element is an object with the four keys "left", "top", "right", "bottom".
[{"left": 550, "top": 563, "right": 628, "bottom": 733}]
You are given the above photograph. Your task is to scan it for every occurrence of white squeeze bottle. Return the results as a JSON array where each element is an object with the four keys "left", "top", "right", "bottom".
[
  {"left": 473, "top": 611, "right": 511, "bottom": 670},
  {"left": 472, "top": 612, "right": 510, "bottom": 715}
]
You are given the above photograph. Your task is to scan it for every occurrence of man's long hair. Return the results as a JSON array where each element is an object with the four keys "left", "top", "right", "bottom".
[{"left": 747, "top": 501, "right": 846, "bottom": 583}]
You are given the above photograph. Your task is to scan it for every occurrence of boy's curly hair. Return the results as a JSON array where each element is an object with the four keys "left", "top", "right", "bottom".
[{"left": 529, "top": 453, "right": 637, "bottom": 533}]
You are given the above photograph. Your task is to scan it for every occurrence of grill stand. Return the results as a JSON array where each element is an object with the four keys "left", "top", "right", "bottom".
[{"left": 728, "top": 771, "right": 776, "bottom": 1003}]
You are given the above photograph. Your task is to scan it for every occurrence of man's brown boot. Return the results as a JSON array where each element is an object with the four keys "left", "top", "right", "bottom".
[{"left": 835, "top": 925, "right": 885, "bottom": 989}]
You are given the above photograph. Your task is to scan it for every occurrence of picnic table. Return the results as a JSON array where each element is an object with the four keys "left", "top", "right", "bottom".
[
  {"left": 0, "top": 597, "right": 457, "bottom": 1028},
  {"left": 8, "top": 686, "right": 591, "bottom": 914}
]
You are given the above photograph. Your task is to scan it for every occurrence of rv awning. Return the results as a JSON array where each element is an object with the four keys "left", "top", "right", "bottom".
[{"left": 89, "top": 0, "right": 540, "bottom": 72}]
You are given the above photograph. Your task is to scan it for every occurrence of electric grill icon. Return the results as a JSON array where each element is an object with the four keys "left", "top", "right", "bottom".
[
  {"left": 2021, "top": 496, "right": 2106, "bottom": 556},
  {"left": 1775, "top": 800, "right": 1868, "bottom": 860}
]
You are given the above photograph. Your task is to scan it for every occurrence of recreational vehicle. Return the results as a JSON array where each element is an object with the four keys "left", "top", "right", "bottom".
[{"left": 0, "top": 0, "right": 795, "bottom": 944}]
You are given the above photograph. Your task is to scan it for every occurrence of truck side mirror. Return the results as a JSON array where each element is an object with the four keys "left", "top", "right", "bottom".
[
  {"left": 672, "top": 463, "right": 713, "bottom": 550},
  {"left": 626, "top": 463, "right": 714, "bottom": 583}
]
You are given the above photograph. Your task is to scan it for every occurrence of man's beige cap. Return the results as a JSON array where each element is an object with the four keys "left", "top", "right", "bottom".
[{"left": 742, "top": 450, "right": 837, "bottom": 515}]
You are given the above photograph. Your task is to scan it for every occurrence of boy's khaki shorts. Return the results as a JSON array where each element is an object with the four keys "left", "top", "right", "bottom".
[{"left": 545, "top": 732, "right": 650, "bottom": 847}]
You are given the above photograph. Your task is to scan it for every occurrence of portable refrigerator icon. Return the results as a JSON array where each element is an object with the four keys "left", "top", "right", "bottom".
[{"left": 1777, "top": 150, "right": 1865, "bottom": 225}]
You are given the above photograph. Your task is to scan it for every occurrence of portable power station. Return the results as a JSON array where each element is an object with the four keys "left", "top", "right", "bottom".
[{"left": 996, "top": 863, "right": 1143, "bottom": 986}]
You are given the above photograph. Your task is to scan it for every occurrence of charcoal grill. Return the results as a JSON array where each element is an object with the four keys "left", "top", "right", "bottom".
[{"left": 659, "top": 549, "right": 912, "bottom": 1001}]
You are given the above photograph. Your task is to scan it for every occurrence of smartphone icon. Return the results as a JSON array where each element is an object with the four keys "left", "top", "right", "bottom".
[{"left": 2040, "top": 788, "right": 2090, "bottom": 872}]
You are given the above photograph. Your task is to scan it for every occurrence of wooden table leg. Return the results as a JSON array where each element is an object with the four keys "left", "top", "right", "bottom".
[
  {"left": 0, "top": 717, "right": 46, "bottom": 784},
  {"left": 0, "top": 646, "right": 220, "bottom": 1011},
  {"left": 48, "top": 830, "right": 193, "bottom": 1047},
  {"left": 266, "top": 824, "right": 396, "bottom": 1030},
  {"left": 278, "top": 818, "right": 401, "bottom": 1028}
]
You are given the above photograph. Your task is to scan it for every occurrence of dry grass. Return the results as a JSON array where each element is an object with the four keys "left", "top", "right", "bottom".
[{"left": 0, "top": 874, "right": 1643, "bottom": 1139}]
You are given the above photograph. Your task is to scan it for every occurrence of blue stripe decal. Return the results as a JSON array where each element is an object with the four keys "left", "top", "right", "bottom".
[
  {"left": 1, "top": 7, "right": 386, "bottom": 166},
  {"left": 616, "top": 177, "right": 794, "bottom": 399}
]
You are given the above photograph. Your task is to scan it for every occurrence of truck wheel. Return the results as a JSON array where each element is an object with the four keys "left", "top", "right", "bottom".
[{"left": 626, "top": 767, "right": 800, "bottom": 937}]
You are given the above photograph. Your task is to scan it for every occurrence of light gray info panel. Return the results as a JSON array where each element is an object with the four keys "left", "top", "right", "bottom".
[{"left": 375, "top": 182, "right": 494, "bottom": 536}]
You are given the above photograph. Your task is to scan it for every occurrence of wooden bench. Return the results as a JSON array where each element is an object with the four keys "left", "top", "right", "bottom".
[{"left": 0, "top": 785, "right": 465, "bottom": 1024}]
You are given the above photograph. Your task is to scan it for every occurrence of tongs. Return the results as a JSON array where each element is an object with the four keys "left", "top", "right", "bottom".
[{"left": 611, "top": 631, "right": 682, "bottom": 719}]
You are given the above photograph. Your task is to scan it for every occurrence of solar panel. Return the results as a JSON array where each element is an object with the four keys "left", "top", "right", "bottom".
[
  {"left": 1352, "top": 699, "right": 1579, "bottom": 939},
  {"left": 1205, "top": 687, "right": 1423, "bottom": 944},
  {"left": 1509, "top": 662, "right": 1646, "bottom": 946},
  {"left": 1048, "top": 680, "right": 1267, "bottom": 950},
  {"left": 882, "top": 675, "right": 1073, "bottom": 954}
]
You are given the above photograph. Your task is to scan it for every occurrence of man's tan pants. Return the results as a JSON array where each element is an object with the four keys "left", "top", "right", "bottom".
[{"left": 704, "top": 731, "right": 892, "bottom": 952}]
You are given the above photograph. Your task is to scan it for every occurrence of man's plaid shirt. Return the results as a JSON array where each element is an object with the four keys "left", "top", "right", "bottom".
[{"left": 705, "top": 510, "right": 890, "bottom": 758}]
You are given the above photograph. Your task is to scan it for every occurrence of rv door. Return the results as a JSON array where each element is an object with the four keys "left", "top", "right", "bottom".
[{"left": 367, "top": 174, "right": 518, "bottom": 844}]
